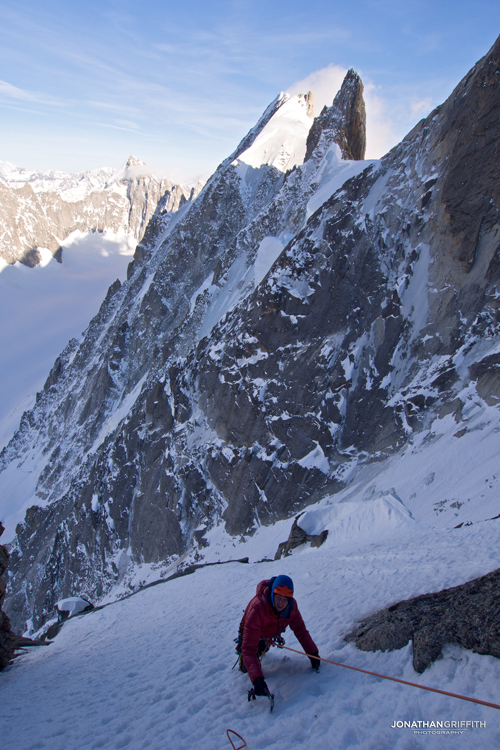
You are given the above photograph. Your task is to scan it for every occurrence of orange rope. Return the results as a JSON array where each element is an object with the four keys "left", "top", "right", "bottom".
[{"left": 279, "top": 645, "right": 500, "bottom": 711}]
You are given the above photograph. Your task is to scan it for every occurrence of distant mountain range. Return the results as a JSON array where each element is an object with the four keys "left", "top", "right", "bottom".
[
  {"left": 0, "top": 155, "right": 202, "bottom": 267},
  {"left": 0, "top": 157, "right": 202, "bottom": 453}
]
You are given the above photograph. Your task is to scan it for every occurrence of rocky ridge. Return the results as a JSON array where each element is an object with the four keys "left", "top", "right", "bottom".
[{"left": 1, "top": 43, "right": 500, "bottom": 635}]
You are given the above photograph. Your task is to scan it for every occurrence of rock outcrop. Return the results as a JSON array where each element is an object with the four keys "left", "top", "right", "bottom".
[
  {"left": 345, "top": 568, "right": 500, "bottom": 672},
  {"left": 56, "top": 596, "right": 94, "bottom": 621},
  {"left": 0, "top": 522, "right": 15, "bottom": 669}
]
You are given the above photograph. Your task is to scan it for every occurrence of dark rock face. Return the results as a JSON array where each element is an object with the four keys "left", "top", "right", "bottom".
[
  {"left": 0, "top": 522, "right": 17, "bottom": 669},
  {"left": 345, "top": 568, "right": 500, "bottom": 672},
  {"left": 469, "top": 353, "right": 500, "bottom": 405},
  {"left": 305, "top": 69, "right": 366, "bottom": 161},
  {"left": 438, "top": 42, "right": 500, "bottom": 271},
  {"left": 1, "top": 38, "right": 500, "bottom": 634}
]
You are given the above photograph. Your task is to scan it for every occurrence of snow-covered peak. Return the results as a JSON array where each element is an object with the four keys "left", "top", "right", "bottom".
[
  {"left": 125, "top": 154, "right": 146, "bottom": 169},
  {"left": 105, "top": 155, "right": 161, "bottom": 186},
  {"left": 0, "top": 155, "right": 185, "bottom": 202},
  {"left": 233, "top": 93, "right": 314, "bottom": 173}
]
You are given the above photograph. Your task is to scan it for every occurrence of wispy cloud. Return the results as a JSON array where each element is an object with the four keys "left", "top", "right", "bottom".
[
  {"left": 410, "top": 97, "right": 433, "bottom": 118},
  {"left": 101, "top": 121, "right": 142, "bottom": 133},
  {"left": 287, "top": 65, "right": 348, "bottom": 113},
  {"left": 0, "top": 80, "right": 61, "bottom": 106}
]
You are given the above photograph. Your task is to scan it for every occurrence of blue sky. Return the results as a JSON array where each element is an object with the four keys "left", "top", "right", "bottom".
[{"left": 0, "top": 0, "right": 499, "bottom": 182}]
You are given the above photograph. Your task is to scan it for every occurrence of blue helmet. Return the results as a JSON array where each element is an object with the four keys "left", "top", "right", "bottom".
[{"left": 271, "top": 575, "right": 294, "bottom": 609}]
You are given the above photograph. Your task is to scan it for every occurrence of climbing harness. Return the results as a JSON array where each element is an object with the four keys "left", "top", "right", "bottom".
[
  {"left": 233, "top": 634, "right": 282, "bottom": 672},
  {"left": 273, "top": 642, "right": 500, "bottom": 711}
]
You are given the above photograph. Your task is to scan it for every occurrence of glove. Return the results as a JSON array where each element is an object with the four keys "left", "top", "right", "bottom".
[
  {"left": 253, "top": 677, "right": 270, "bottom": 696},
  {"left": 309, "top": 652, "right": 320, "bottom": 672}
]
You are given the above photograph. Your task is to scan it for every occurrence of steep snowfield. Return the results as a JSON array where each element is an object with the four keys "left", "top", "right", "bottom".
[
  {"left": 233, "top": 93, "right": 312, "bottom": 173},
  {"left": 1, "top": 447, "right": 499, "bottom": 749},
  {"left": 0, "top": 230, "right": 135, "bottom": 450}
]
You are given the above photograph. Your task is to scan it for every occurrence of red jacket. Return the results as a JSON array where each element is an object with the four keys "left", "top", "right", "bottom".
[{"left": 240, "top": 579, "right": 318, "bottom": 683}]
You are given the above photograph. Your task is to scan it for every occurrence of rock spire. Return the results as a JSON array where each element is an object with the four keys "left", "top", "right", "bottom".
[{"left": 305, "top": 68, "right": 366, "bottom": 161}]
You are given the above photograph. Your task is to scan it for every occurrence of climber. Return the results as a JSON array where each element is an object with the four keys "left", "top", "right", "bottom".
[{"left": 235, "top": 575, "right": 320, "bottom": 701}]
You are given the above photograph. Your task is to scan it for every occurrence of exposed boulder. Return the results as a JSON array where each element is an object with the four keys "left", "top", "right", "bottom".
[
  {"left": 345, "top": 567, "right": 500, "bottom": 672},
  {"left": 56, "top": 596, "right": 94, "bottom": 621},
  {"left": 0, "top": 521, "right": 16, "bottom": 669},
  {"left": 274, "top": 513, "right": 328, "bottom": 559},
  {"left": 0, "top": 611, "right": 16, "bottom": 670}
]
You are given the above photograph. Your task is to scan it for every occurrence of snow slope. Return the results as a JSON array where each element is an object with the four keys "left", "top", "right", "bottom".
[
  {"left": 2, "top": 389, "right": 500, "bottom": 749},
  {"left": 1, "top": 467, "right": 499, "bottom": 750},
  {"left": 0, "top": 230, "right": 135, "bottom": 450}
]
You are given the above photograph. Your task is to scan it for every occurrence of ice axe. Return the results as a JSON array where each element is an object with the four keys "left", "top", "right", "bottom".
[{"left": 248, "top": 684, "right": 274, "bottom": 712}]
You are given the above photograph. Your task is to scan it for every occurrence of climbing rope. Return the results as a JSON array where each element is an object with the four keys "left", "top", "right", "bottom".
[
  {"left": 227, "top": 641, "right": 499, "bottom": 746},
  {"left": 277, "top": 644, "right": 500, "bottom": 711}
]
